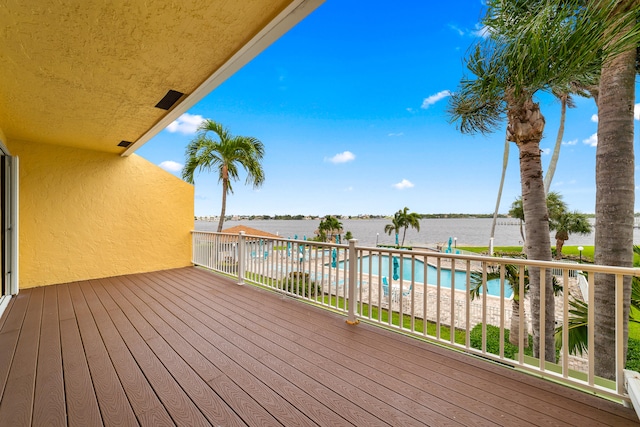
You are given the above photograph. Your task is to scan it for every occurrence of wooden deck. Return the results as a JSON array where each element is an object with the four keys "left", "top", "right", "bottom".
[{"left": 0, "top": 267, "right": 637, "bottom": 426}]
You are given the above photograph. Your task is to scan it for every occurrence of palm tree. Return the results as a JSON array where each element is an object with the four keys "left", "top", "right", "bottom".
[
  {"left": 182, "top": 120, "right": 265, "bottom": 232},
  {"left": 549, "top": 211, "right": 592, "bottom": 260},
  {"left": 593, "top": 0, "right": 639, "bottom": 380},
  {"left": 384, "top": 212, "right": 402, "bottom": 247},
  {"left": 471, "top": 264, "right": 562, "bottom": 347},
  {"left": 397, "top": 207, "right": 421, "bottom": 246},
  {"left": 317, "top": 216, "right": 343, "bottom": 243},
  {"left": 449, "top": 0, "right": 634, "bottom": 361},
  {"left": 471, "top": 264, "right": 529, "bottom": 347}
]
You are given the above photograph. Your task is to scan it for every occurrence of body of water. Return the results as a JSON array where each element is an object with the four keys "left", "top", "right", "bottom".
[{"left": 195, "top": 217, "right": 618, "bottom": 248}]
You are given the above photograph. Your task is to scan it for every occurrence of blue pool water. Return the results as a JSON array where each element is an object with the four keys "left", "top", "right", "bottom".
[{"left": 340, "top": 254, "right": 512, "bottom": 298}]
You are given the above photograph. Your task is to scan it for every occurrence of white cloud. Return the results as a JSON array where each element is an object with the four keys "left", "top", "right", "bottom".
[
  {"left": 541, "top": 148, "right": 551, "bottom": 155},
  {"left": 635, "top": 103, "right": 640, "bottom": 120},
  {"left": 166, "top": 113, "right": 206, "bottom": 134},
  {"left": 388, "top": 132, "right": 404, "bottom": 137},
  {"left": 393, "top": 179, "right": 414, "bottom": 190},
  {"left": 583, "top": 133, "right": 598, "bottom": 147},
  {"left": 421, "top": 90, "right": 451, "bottom": 109},
  {"left": 562, "top": 139, "right": 578, "bottom": 146},
  {"left": 326, "top": 151, "right": 355, "bottom": 164},
  {"left": 344, "top": 186, "right": 354, "bottom": 192},
  {"left": 448, "top": 24, "right": 465, "bottom": 36},
  {"left": 406, "top": 107, "right": 415, "bottom": 113},
  {"left": 159, "top": 160, "right": 183, "bottom": 172},
  {"left": 591, "top": 114, "right": 598, "bottom": 123}
]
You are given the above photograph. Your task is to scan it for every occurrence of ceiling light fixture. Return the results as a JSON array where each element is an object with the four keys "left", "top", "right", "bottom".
[{"left": 118, "top": 140, "right": 132, "bottom": 147}]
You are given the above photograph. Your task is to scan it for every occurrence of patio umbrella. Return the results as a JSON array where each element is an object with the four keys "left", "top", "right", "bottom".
[
  {"left": 447, "top": 237, "right": 452, "bottom": 253},
  {"left": 395, "top": 233, "right": 399, "bottom": 246},
  {"left": 393, "top": 257, "right": 399, "bottom": 280},
  {"left": 294, "top": 234, "right": 298, "bottom": 240},
  {"left": 331, "top": 248, "right": 337, "bottom": 267},
  {"left": 287, "top": 238, "right": 291, "bottom": 256}
]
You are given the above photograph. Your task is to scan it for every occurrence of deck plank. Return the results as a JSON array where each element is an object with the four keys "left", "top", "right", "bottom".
[
  {"left": 128, "top": 272, "right": 359, "bottom": 427},
  {"left": 90, "top": 277, "right": 215, "bottom": 427},
  {"left": 101, "top": 276, "right": 247, "bottom": 427},
  {"left": 33, "top": 285, "right": 66, "bottom": 427},
  {"left": 84, "top": 279, "right": 175, "bottom": 427},
  {"left": 68, "top": 281, "right": 139, "bottom": 427},
  {"left": 155, "top": 269, "right": 457, "bottom": 426},
  {"left": 57, "top": 284, "right": 104, "bottom": 427},
  {"left": 0, "top": 287, "right": 43, "bottom": 426},
  {"left": 0, "top": 290, "right": 30, "bottom": 402},
  {"left": 0, "top": 267, "right": 637, "bottom": 426}
]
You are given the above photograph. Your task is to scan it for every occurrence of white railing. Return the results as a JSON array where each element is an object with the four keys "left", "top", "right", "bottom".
[{"left": 192, "top": 231, "right": 639, "bottom": 404}]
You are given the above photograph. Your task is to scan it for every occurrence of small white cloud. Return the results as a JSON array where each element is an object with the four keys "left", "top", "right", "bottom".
[
  {"left": 326, "top": 151, "right": 355, "bottom": 164},
  {"left": 388, "top": 132, "right": 404, "bottom": 137},
  {"left": 541, "top": 148, "right": 551, "bottom": 155},
  {"left": 583, "top": 133, "right": 598, "bottom": 147},
  {"left": 448, "top": 24, "right": 465, "bottom": 36},
  {"left": 421, "top": 90, "right": 452, "bottom": 109},
  {"left": 562, "top": 139, "right": 578, "bottom": 146},
  {"left": 344, "top": 186, "right": 354, "bottom": 192},
  {"left": 406, "top": 107, "right": 415, "bottom": 113},
  {"left": 159, "top": 160, "right": 183, "bottom": 172},
  {"left": 591, "top": 114, "right": 598, "bottom": 123},
  {"left": 393, "top": 179, "right": 414, "bottom": 190},
  {"left": 635, "top": 103, "right": 640, "bottom": 120},
  {"left": 166, "top": 113, "right": 206, "bottom": 135}
]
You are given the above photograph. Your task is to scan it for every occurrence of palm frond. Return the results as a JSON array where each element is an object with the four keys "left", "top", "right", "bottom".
[{"left": 555, "top": 297, "right": 589, "bottom": 356}]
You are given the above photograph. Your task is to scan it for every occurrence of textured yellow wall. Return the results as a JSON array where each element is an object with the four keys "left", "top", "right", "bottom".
[{"left": 7, "top": 140, "right": 194, "bottom": 288}]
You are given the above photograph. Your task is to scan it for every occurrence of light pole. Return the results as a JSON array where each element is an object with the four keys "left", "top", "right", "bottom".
[
  {"left": 454, "top": 237, "right": 457, "bottom": 248},
  {"left": 578, "top": 246, "right": 584, "bottom": 263},
  {"left": 376, "top": 233, "right": 379, "bottom": 247}
]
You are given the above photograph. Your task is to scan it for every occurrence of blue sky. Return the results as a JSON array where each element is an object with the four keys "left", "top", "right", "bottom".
[{"left": 137, "top": 0, "right": 640, "bottom": 217}]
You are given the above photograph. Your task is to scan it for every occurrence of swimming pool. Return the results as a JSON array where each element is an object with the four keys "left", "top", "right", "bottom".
[{"left": 340, "top": 254, "right": 512, "bottom": 298}]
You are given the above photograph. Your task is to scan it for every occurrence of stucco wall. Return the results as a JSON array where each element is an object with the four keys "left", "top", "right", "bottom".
[{"left": 7, "top": 140, "right": 194, "bottom": 288}]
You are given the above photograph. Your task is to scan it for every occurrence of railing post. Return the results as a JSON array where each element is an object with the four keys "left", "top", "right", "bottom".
[
  {"left": 237, "top": 231, "right": 245, "bottom": 285},
  {"left": 346, "top": 239, "right": 359, "bottom": 325}
]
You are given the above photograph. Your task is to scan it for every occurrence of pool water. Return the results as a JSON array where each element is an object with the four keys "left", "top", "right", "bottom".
[{"left": 340, "top": 254, "right": 512, "bottom": 298}]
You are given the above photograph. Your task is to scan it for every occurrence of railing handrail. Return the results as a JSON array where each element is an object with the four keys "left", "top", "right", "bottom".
[{"left": 191, "top": 230, "right": 640, "bottom": 276}]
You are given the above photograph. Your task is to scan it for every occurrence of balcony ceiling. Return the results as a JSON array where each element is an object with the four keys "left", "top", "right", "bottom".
[{"left": 0, "top": 0, "right": 322, "bottom": 154}]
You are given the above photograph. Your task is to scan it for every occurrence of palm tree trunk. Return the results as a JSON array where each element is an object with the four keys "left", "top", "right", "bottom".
[
  {"left": 509, "top": 298, "right": 527, "bottom": 347},
  {"left": 543, "top": 95, "right": 567, "bottom": 194},
  {"left": 490, "top": 133, "right": 510, "bottom": 244},
  {"left": 507, "top": 95, "right": 555, "bottom": 362},
  {"left": 555, "top": 238, "right": 565, "bottom": 260},
  {"left": 217, "top": 167, "right": 229, "bottom": 232},
  {"left": 594, "top": 2, "right": 636, "bottom": 380}
]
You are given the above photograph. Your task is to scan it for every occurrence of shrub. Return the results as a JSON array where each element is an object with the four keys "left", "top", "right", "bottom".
[
  {"left": 280, "top": 272, "right": 321, "bottom": 297},
  {"left": 470, "top": 324, "right": 533, "bottom": 359},
  {"left": 626, "top": 338, "right": 640, "bottom": 371}
]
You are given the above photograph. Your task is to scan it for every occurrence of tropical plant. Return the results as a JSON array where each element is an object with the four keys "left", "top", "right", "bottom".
[
  {"left": 549, "top": 211, "right": 592, "bottom": 259},
  {"left": 557, "top": 246, "right": 640, "bottom": 359},
  {"left": 317, "top": 216, "right": 343, "bottom": 243},
  {"left": 182, "top": 120, "right": 265, "bottom": 232},
  {"left": 397, "top": 207, "right": 421, "bottom": 246},
  {"left": 451, "top": 0, "right": 639, "bottom": 362},
  {"left": 471, "top": 263, "right": 561, "bottom": 347},
  {"left": 384, "top": 212, "right": 402, "bottom": 247}
]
